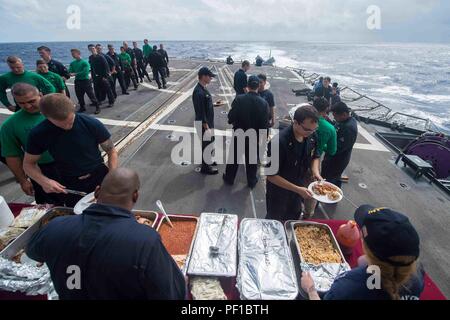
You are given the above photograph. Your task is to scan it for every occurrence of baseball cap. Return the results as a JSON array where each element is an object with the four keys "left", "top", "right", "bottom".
[
  {"left": 355, "top": 205, "right": 420, "bottom": 266},
  {"left": 247, "top": 75, "right": 260, "bottom": 89},
  {"left": 198, "top": 67, "right": 216, "bottom": 78}
]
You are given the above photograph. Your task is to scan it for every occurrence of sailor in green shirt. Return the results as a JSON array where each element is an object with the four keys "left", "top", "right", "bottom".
[
  {"left": 68, "top": 55, "right": 91, "bottom": 81},
  {"left": 36, "top": 59, "right": 66, "bottom": 94},
  {"left": 143, "top": 39, "right": 153, "bottom": 70},
  {"left": 68, "top": 48, "right": 99, "bottom": 113},
  {"left": 301, "top": 98, "right": 337, "bottom": 219},
  {"left": 0, "top": 83, "right": 63, "bottom": 205},
  {"left": 313, "top": 98, "right": 337, "bottom": 157},
  {"left": 119, "top": 49, "right": 132, "bottom": 68},
  {"left": 0, "top": 56, "right": 56, "bottom": 112},
  {"left": 119, "top": 46, "right": 138, "bottom": 90}
]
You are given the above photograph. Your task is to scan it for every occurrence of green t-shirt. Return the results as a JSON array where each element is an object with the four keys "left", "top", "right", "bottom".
[
  {"left": 119, "top": 52, "right": 132, "bottom": 67},
  {"left": 0, "top": 71, "right": 56, "bottom": 107},
  {"left": 0, "top": 109, "right": 54, "bottom": 164},
  {"left": 317, "top": 117, "right": 337, "bottom": 156},
  {"left": 143, "top": 44, "right": 153, "bottom": 58},
  {"left": 39, "top": 71, "right": 66, "bottom": 93},
  {"left": 69, "top": 59, "right": 91, "bottom": 81}
]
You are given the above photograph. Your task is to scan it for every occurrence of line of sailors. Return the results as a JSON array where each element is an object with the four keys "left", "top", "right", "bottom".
[
  {"left": 191, "top": 61, "right": 425, "bottom": 301},
  {"left": 0, "top": 42, "right": 170, "bottom": 115},
  {"left": 0, "top": 61, "right": 424, "bottom": 300},
  {"left": 193, "top": 61, "right": 358, "bottom": 221}
]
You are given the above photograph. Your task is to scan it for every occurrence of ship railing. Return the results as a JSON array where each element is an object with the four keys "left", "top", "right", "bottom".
[
  {"left": 386, "top": 112, "right": 432, "bottom": 132},
  {"left": 292, "top": 67, "right": 438, "bottom": 133}
]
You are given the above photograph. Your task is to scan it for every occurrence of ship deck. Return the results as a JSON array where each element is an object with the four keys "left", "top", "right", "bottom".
[{"left": 0, "top": 59, "right": 448, "bottom": 297}]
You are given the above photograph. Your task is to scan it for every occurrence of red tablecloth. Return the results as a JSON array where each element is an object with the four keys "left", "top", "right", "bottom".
[{"left": 1, "top": 205, "right": 446, "bottom": 300}]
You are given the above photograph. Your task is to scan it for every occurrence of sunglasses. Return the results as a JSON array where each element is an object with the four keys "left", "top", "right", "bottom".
[{"left": 297, "top": 122, "right": 317, "bottom": 133}]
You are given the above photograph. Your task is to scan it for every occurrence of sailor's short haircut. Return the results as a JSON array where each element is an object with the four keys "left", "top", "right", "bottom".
[
  {"left": 40, "top": 94, "right": 75, "bottom": 121},
  {"left": 120, "top": 46, "right": 125, "bottom": 50},
  {"left": 6, "top": 56, "right": 21, "bottom": 64},
  {"left": 11, "top": 83, "right": 39, "bottom": 97},
  {"left": 294, "top": 105, "right": 319, "bottom": 124},
  {"left": 71, "top": 48, "right": 81, "bottom": 54},
  {"left": 242, "top": 60, "right": 250, "bottom": 68},
  {"left": 37, "top": 46, "right": 51, "bottom": 52},
  {"left": 88, "top": 44, "right": 95, "bottom": 49},
  {"left": 332, "top": 102, "right": 351, "bottom": 115},
  {"left": 107, "top": 44, "right": 113, "bottom": 48},
  {"left": 153, "top": 45, "right": 158, "bottom": 50},
  {"left": 324, "top": 76, "right": 331, "bottom": 82},
  {"left": 36, "top": 59, "right": 47, "bottom": 66},
  {"left": 257, "top": 74, "right": 267, "bottom": 82},
  {"left": 313, "top": 97, "right": 330, "bottom": 113},
  {"left": 333, "top": 82, "right": 339, "bottom": 88},
  {"left": 95, "top": 44, "right": 102, "bottom": 48}
]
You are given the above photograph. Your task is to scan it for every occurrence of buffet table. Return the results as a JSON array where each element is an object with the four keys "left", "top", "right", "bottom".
[{"left": 0, "top": 204, "right": 446, "bottom": 301}]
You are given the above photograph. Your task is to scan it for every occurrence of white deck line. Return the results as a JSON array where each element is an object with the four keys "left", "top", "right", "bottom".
[
  {"left": 140, "top": 82, "right": 182, "bottom": 94},
  {"left": 0, "top": 108, "right": 140, "bottom": 127},
  {"left": 356, "top": 124, "right": 390, "bottom": 152}
]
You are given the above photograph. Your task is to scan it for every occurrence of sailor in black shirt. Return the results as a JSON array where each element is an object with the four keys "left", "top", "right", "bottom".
[
  {"left": 321, "top": 102, "right": 358, "bottom": 188},
  {"left": 233, "top": 60, "right": 250, "bottom": 96},
  {"left": 192, "top": 67, "right": 217, "bottom": 175},
  {"left": 148, "top": 46, "right": 167, "bottom": 89},
  {"left": 133, "top": 41, "right": 152, "bottom": 83},
  {"left": 37, "top": 46, "right": 71, "bottom": 97},
  {"left": 265, "top": 105, "right": 322, "bottom": 221},
  {"left": 158, "top": 44, "right": 170, "bottom": 77},
  {"left": 88, "top": 44, "right": 115, "bottom": 108},
  {"left": 257, "top": 74, "right": 276, "bottom": 127},
  {"left": 107, "top": 44, "right": 129, "bottom": 95},
  {"left": 26, "top": 168, "right": 186, "bottom": 300},
  {"left": 96, "top": 44, "right": 118, "bottom": 99},
  {"left": 223, "top": 76, "right": 269, "bottom": 188}
]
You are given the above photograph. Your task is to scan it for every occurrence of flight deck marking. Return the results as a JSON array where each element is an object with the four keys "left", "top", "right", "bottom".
[
  {"left": 0, "top": 109, "right": 140, "bottom": 128},
  {"left": 122, "top": 64, "right": 202, "bottom": 122},
  {"left": 140, "top": 82, "right": 182, "bottom": 94},
  {"left": 355, "top": 125, "right": 390, "bottom": 152},
  {"left": 115, "top": 66, "right": 203, "bottom": 156}
]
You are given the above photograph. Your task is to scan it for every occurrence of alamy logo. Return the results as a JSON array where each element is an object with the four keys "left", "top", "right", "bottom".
[
  {"left": 367, "top": 265, "right": 382, "bottom": 290},
  {"left": 170, "top": 121, "right": 280, "bottom": 175},
  {"left": 66, "top": 5, "right": 81, "bottom": 30},
  {"left": 367, "top": 5, "right": 382, "bottom": 30},
  {"left": 66, "top": 265, "right": 81, "bottom": 290}
]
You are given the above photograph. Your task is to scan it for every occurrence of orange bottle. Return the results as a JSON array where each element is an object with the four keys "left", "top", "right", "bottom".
[{"left": 337, "top": 221, "right": 361, "bottom": 256}]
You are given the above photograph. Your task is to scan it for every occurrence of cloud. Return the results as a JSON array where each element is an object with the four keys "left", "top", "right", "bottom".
[{"left": 0, "top": 0, "right": 446, "bottom": 42}]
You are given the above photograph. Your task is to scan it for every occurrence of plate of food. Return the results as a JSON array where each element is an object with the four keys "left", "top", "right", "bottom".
[{"left": 308, "top": 181, "right": 343, "bottom": 204}]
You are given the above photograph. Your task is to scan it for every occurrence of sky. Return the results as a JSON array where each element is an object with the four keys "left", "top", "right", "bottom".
[{"left": 0, "top": 0, "right": 449, "bottom": 43}]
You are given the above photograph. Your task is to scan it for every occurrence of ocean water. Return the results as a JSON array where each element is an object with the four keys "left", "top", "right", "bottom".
[{"left": 1, "top": 41, "right": 449, "bottom": 132}]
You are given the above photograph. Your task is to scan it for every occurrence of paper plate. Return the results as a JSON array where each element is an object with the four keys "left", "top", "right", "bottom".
[
  {"left": 308, "top": 181, "right": 343, "bottom": 204},
  {"left": 73, "top": 192, "right": 96, "bottom": 215}
]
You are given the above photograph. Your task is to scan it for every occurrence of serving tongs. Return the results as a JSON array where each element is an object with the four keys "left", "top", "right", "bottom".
[
  {"left": 65, "top": 189, "right": 88, "bottom": 197},
  {"left": 209, "top": 215, "right": 227, "bottom": 257},
  {"left": 156, "top": 200, "right": 174, "bottom": 229}
]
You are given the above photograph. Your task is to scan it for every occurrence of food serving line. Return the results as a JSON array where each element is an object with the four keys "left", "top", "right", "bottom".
[{"left": 0, "top": 203, "right": 446, "bottom": 300}]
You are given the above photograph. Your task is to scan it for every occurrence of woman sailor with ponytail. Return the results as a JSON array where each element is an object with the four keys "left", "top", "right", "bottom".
[{"left": 301, "top": 205, "right": 425, "bottom": 300}]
